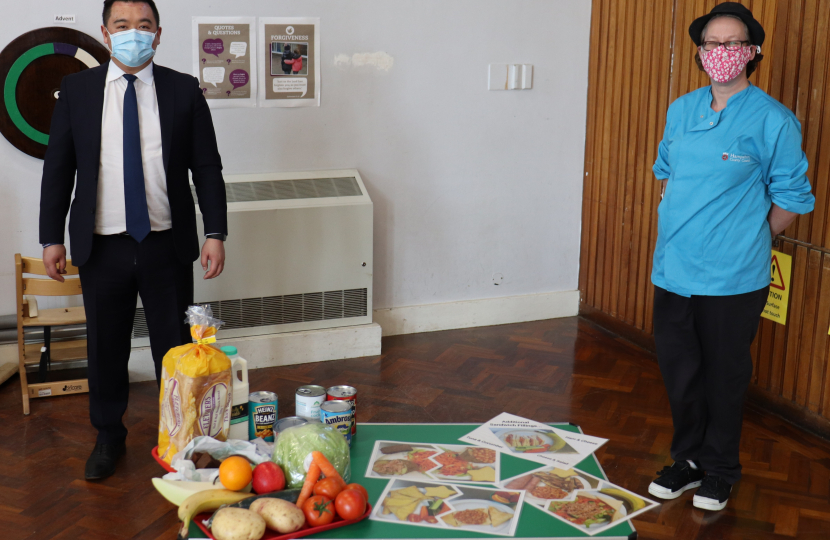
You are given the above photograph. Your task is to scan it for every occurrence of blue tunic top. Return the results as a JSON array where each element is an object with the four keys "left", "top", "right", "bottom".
[{"left": 652, "top": 84, "right": 815, "bottom": 297}]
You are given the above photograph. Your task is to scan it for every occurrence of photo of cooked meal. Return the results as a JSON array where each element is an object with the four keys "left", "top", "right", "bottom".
[
  {"left": 542, "top": 488, "right": 658, "bottom": 535},
  {"left": 492, "top": 428, "right": 577, "bottom": 455},
  {"left": 366, "top": 441, "right": 500, "bottom": 484},
  {"left": 501, "top": 466, "right": 602, "bottom": 504},
  {"left": 548, "top": 493, "right": 620, "bottom": 528},
  {"left": 378, "top": 484, "right": 456, "bottom": 523},
  {"left": 371, "top": 479, "right": 524, "bottom": 537}
]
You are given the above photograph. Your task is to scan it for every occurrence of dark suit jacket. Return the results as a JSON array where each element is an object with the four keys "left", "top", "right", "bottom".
[{"left": 39, "top": 61, "right": 227, "bottom": 267}]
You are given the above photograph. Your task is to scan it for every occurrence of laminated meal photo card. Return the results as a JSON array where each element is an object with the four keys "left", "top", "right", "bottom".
[
  {"left": 498, "top": 465, "right": 605, "bottom": 508},
  {"left": 459, "top": 413, "right": 609, "bottom": 468},
  {"left": 366, "top": 440, "right": 501, "bottom": 485},
  {"left": 536, "top": 479, "right": 659, "bottom": 536},
  {"left": 370, "top": 478, "right": 526, "bottom": 537}
]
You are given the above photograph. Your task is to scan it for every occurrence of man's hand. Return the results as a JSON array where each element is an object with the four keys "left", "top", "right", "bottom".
[
  {"left": 660, "top": 179, "right": 667, "bottom": 199},
  {"left": 43, "top": 244, "right": 67, "bottom": 282},
  {"left": 200, "top": 238, "right": 225, "bottom": 279}
]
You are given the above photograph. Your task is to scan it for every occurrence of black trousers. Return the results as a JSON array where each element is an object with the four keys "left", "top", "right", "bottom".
[
  {"left": 79, "top": 231, "right": 193, "bottom": 444},
  {"left": 653, "top": 284, "right": 768, "bottom": 484}
]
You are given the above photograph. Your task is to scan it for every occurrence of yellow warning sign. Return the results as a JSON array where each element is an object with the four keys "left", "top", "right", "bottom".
[{"left": 762, "top": 250, "right": 791, "bottom": 325}]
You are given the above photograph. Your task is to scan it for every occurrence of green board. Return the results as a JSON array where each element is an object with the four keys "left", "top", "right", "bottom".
[{"left": 189, "top": 423, "right": 636, "bottom": 539}]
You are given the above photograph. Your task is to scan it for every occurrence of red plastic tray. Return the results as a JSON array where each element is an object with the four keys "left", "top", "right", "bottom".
[
  {"left": 194, "top": 504, "right": 372, "bottom": 540},
  {"left": 152, "top": 446, "right": 176, "bottom": 472},
  {"left": 151, "top": 446, "right": 371, "bottom": 539}
]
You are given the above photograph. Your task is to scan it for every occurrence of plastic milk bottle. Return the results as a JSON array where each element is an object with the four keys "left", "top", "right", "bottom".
[{"left": 221, "top": 346, "right": 250, "bottom": 440}]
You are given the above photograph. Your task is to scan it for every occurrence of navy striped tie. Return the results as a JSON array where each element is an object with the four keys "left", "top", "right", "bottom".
[{"left": 122, "top": 74, "right": 150, "bottom": 243}]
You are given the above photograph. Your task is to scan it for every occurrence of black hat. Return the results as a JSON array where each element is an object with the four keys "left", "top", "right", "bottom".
[{"left": 688, "top": 2, "right": 765, "bottom": 47}]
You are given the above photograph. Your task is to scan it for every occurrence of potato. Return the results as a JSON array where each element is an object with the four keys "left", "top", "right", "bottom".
[
  {"left": 250, "top": 498, "right": 305, "bottom": 533},
  {"left": 211, "top": 507, "right": 266, "bottom": 540}
]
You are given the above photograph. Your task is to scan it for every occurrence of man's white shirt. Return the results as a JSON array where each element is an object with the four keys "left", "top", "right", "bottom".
[{"left": 95, "top": 61, "right": 171, "bottom": 235}]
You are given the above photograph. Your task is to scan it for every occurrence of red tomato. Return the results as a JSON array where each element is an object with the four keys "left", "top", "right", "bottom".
[
  {"left": 343, "top": 483, "right": 369, "bottom": 504},
  {"left": 313, "top": 477, "right": 343, "bottom": 500},
  {"left": 303, "top": 495, "right": 335, "bottom": 527},
  {"left": 335, "top": 489, "right": 367, "bottom": 520}
]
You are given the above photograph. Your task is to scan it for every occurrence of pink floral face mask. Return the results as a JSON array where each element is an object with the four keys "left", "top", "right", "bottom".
[{"left": 699, "top": 45, "right": 753, "bottom": 83}]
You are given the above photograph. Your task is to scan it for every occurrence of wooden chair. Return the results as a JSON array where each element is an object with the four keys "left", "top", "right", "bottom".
[{"left": 15, "top": 254, "right": 88, "bottom": 415}]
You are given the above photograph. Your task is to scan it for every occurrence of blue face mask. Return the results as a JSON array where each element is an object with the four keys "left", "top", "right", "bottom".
[{"left": 107, "top": 29, "right": 156, "bottom": 67}]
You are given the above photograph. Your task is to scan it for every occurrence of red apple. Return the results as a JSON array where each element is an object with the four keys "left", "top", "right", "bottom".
[{"left": 252, "top": 461, "right": 286, "bottom": 494}]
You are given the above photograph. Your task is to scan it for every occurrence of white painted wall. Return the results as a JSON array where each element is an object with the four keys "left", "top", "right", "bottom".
[{"left": 0, "top": 1, "right": 591, "bottom": 316}]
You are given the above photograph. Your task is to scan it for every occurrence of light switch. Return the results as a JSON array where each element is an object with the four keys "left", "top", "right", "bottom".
[
  {"left": 489, "top": 64, "right": 532, "bottom": 90},
  {"left": 488, "top": 64, "right": 508, "bottom": 90}
]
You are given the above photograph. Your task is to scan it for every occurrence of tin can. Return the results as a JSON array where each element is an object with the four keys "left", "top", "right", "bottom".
[
  {"left": 274, "top": 416, "right": 309, "bottom": 434},
  {"left": 326, "top": 385, "right": 357, "bottom": 436},
  {"left": 249, "top": 391, "right": 278, "bottom": 441},
  {"left": 295, "top": 385, "right": 326, "bottom": 420},
  {"left": 320, "top": 400, "right": 353, "bottom": 446}
]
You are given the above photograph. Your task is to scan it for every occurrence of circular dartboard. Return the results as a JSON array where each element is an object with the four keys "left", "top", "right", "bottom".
[{"left": 0, "top": 27, "right": 110, "bottom": 159}]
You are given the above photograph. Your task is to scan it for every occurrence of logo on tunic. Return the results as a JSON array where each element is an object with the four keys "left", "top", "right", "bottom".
[{"left": 722, "top": 152, "right": 729, "bottom": 161}]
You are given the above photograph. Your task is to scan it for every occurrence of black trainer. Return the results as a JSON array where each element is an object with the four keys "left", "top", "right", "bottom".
[
  {"left": 648, "top": 461, "right": 704, "bottom": 499},
  {"left": 693, "top": 474, "right": 732, "bottom": 511}
]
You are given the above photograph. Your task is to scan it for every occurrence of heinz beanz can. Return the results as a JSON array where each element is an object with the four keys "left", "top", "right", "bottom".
[
  {"left": 249, "top": 391, "right": 278, "bottom": 441},
  {"left": 327, "top": 385, "right": 357, "bottom": 436},
  {"left": 295, "top": 385, "right": 326, "bottom": 420},
  {"left": 320, "top": 400, "right": 353, "bottom": 446}
]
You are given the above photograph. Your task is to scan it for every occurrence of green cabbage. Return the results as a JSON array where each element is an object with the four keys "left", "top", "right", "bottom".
[{"left": 272, "top": 422, "right": 351, "bottom": 489}]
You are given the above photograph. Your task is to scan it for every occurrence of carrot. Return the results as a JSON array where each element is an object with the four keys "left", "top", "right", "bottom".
[
  {"left": 311, "top": 451, "right": 344, "bottom": 486},
  {"left": 419, "top": 505, "right": 429, "bottom": 519},
  {"left": 296, "top": 462, "right": 321, "bottom": 508}
]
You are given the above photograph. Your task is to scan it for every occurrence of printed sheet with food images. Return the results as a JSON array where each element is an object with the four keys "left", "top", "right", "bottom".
[
  {"left": 366, "top": 441, "right": 500, "bottom": 485},
  {"left": 459, "top": 412, "right": 609, "bottom": 469},
  {"left": 370, "top": 479, "right": 525, "bottom": 537},
  {"left": 498, "top": 465, "right": 659, "bottom": 536}
]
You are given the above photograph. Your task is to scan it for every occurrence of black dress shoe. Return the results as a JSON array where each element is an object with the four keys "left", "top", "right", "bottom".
[{"left": 85, "top": 442, "right": 126, "bottom": 480}]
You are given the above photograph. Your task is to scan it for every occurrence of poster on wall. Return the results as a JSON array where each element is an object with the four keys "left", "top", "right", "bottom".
[
  {"left": 258, "top": 17, "right": 320, "bottom": 107},
  {"left": 192, "top": 17, "right": 257, "bottom": 108}
]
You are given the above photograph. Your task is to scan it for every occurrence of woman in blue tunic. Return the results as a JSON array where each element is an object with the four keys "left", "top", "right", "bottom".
[{"left": 647, "top": 3, "right": 815, "bottom": 512}]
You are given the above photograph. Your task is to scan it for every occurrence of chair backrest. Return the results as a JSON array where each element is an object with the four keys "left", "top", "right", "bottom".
[{"left": 15, "top": 254, "right": 82, "bottom": 297}]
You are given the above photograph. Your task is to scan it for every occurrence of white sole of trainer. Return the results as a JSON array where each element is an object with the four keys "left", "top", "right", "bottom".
[
  {"left": 693, "top": 494, "right": 728, "bottom": 511},
  {"left": 648, "top": 480, "right": 702, "bottom": 500}
]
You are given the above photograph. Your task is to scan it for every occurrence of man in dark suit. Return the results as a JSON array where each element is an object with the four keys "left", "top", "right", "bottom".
[{"left": 39, "top": 0, "right": 227, "bottom": 480}]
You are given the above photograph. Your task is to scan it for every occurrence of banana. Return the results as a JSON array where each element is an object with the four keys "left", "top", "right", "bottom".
[
  {"left": 599, "top": 488, "right": 647, "bottom": 512},
  {"left": 177, "top": 489, "right": 254, "bottom": 534}
]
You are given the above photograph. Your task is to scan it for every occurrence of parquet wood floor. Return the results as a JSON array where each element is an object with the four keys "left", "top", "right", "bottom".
[{"left": 1, "top": 317, "right": 829, "bottom": 539}]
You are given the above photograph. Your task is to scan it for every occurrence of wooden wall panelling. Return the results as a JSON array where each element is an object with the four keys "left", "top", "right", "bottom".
[
  {"left": 594, "top": 0, "right": 619, "bottom": 312},
  {"left": 808, "top": 253, "right": 830, "bottom": 413},
  {"left": 617, "top": 0, "right": 646, "bottom": 324},
  {"left": 781, "top": 244, "right": 808, "bottom": 400},
  {"left": 624, "top": 0, "right": 657, "bottom": 326},
  {"left": 795, "top": 249, "right": 822, "bottom": 408},
  {"left": 584, "top": 0, "right": 614, "bottom": 308},
  {"left": 600, "top": 0, "right": 629, "bottom": 314},
  {"left": 794, "top": 0, "right": 820, "bottom": 242},
  {"left": 578, "top": 0, "right": 603, "bottom": 308}
]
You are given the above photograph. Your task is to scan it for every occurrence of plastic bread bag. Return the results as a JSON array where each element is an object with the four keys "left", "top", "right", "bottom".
[
  {"left": 157, "top": 305, "right": 233, "bottom": 463},
  {"left": 272, "top": 422, "right": 351, "bottom": 489}
]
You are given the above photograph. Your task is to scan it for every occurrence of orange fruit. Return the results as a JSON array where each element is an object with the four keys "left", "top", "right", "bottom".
[{"left": 219, "top": 456, "right": 253, "bottom": 491}]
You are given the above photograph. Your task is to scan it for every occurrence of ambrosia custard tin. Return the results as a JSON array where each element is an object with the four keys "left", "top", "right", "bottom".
[
  {"left": 326, "top": 385, "right": 357, "bottom": 436},
  {"left": 249, "top": 391, "right": 277, "bottom": 441},
  {"left": 320, "top": 400, "right": 353, "bottom": 446}
]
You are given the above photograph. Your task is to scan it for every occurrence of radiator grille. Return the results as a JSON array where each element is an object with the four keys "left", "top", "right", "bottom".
[
  {"left": 192, "top": 177, "right": 362, "bottom": 204},
  {"left": 131, "top": 288, "right": 368, "bottom": 339}
]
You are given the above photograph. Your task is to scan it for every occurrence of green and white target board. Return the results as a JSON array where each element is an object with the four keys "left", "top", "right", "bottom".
[{"left": 0, "top": 27, "right": 110, "bottom": 159}]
